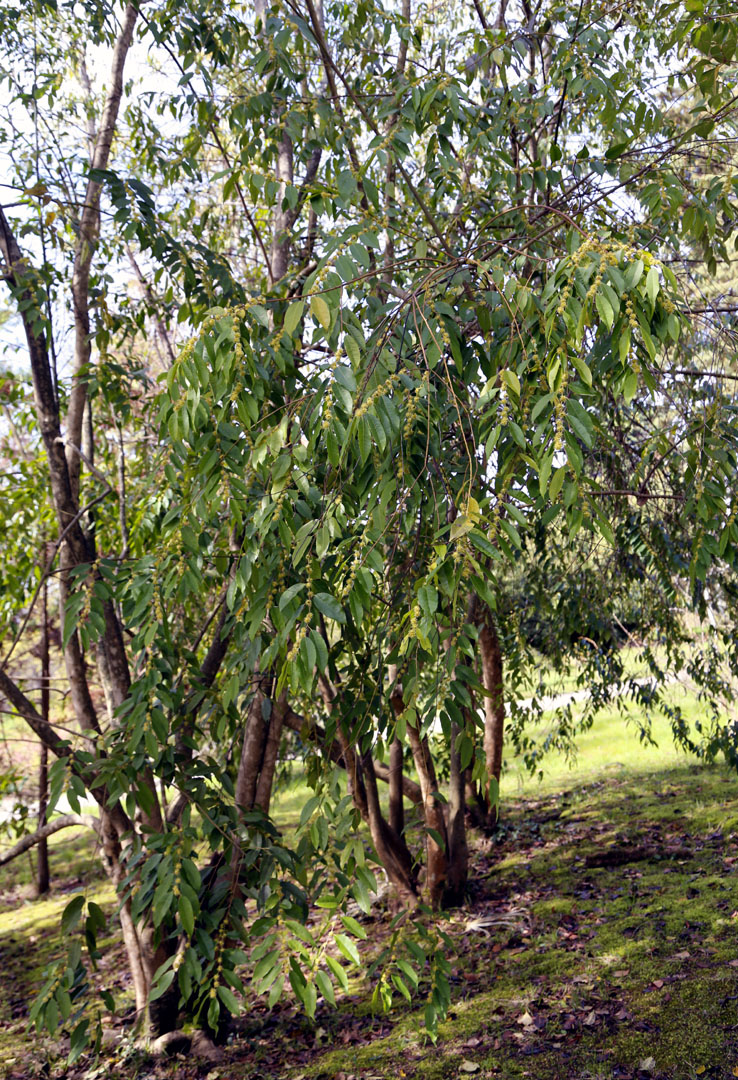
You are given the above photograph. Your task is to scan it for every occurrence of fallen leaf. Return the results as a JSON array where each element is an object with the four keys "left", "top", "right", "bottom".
[
  {"left": 729, "top": 959, "right": 738, "bottom": 968},
  {"left": 639, "top": 1057, "right": 656, "bottom": 1073},
  {"left": 652, "top": 979, "right": 665, "bottom": 989},
  {"left": 460, "top": 1061, "right": 480, "bottom": 1074},
  {"left": 613, "top": 969, "right": 630, "bottom": 977},
  {"left": 672, "top": 950, "right": 690, "bottom": 960},
  {"left": 583, "top": 1010, "right": 597, "bottom": 1026},
  {"left": 517, "top": 1011, "right": 534, "bottom": 1027}
]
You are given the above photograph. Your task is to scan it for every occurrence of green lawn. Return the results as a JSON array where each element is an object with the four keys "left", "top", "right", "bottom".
[{"left": 2, "top": 686, "right": 737, "bottom": 1080}]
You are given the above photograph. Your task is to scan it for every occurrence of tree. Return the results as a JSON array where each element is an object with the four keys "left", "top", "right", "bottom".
[{"left": 0, "top": 0, "right": 736, "bottom": 1056}]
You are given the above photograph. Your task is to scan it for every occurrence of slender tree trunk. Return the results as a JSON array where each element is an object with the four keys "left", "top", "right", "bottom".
[
  {"left": 404, "top": 709, "right": 448, "bottom": 909},
  {"left": 320, "top": 675, "right": 417, "bottom": 903},
  {"left": 445, "top": 721, "right": 468, "bottom": 906},
  {"left": 234, "top": 675, "right": 269, "bottom": 814},
  {"left": 479, "top": 617, "right": 505, "bottom": 829},
  {"left": 360, "top": 750, "right": 417, "bottom": 907},
  {"left": 35, "top": 577, "right": 50, "bottom": 896},
  {"left": 254, "top": 692, "right": 287, "bottom": 813},
  {"left": 388, "top": 736, "right": 405, "bottom": 838}
]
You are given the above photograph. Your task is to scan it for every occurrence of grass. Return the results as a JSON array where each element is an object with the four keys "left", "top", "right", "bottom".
[
  {"left": 503, "top": 684, "right": 713, "bottom": 796},
  {"left": 295, "top": 762, "right": 738, "bottom": 1080},
  {"left": 2, "top": 688, "right": 738, "bottom": 1080}
]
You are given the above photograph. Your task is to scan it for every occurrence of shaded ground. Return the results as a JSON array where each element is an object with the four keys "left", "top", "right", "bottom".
[{"left": 3, "top": 762, "right": 738, "bottom": 1079}]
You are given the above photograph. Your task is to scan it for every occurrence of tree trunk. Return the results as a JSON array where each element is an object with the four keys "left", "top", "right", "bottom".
[
  {"left": 319, "top": 675, "right": 417, "bottom": 903},
  {"left": 360, "top": 750, "right": 418, "bottom": 906},
  {"left": 98, "top": 812, "right": 174, "bottom": 1036},
  {"left": 35, "top": 578, "right": 50, "bottom": 896},
  {"left": 479, "top": 617, "right": 505, "bottom": 829},
  {"left": 445, "top": 721, "right": 468, "bottom": 906},
  {"left": 388, "top": 735, "right": 405, "bottom": 838},
  {"left": 234, "top": 675, "right": 269, "bottom": 814},
  {"left": 404, "top": 710, "right": 448, "bottom": 909},
  {"left": 254, "top": 691, "right": 287, "bottom": 813}
]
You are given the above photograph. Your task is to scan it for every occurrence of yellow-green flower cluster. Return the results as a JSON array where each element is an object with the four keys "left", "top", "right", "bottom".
[
  {"left": 624, "top": 295, "right": 640, "bottom": 374},
  {"left": 553, "top": 349, "right": 568, "bottom": 452},
  {"left": 355, "top": 371, "right": 401, "bottom": 421},
  {"left": 286, "top": 580, "right": 314, "bottom": 662}
]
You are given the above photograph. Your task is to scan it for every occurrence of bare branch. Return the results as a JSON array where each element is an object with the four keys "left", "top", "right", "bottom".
[
  {"left": 67, "top": 1, "right": 140, "bottom": 498},
  {"left": 0, "top": 813, "right": 100, "bottom": 867}
]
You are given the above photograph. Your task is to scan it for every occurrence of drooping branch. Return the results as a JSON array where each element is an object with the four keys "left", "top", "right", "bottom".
[{"left": 0, "top": 814, "right": 100, "bottom": 867}]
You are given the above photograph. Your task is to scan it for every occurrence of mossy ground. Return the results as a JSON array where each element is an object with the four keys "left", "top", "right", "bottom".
[{"left": 3, "top": 758, "right": 738, "bottom": 1079}]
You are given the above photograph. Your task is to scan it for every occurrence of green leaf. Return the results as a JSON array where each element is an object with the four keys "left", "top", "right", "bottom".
[
  {"left": 335, "top": 933, "right": 361, "bottom": 966},
  {"left": 500, "top": 368, "right": 520, "bottom": 396},
  {"left": 449, "top": 514, "right": 473, "bottom": 541},
  {"left": 313, "top": 592, "right": 346, "bottom": 623},
  {"left": 549, "top": 466, "right": 566, "bottom": 501},
  {"left": 570, "top": 355, "right": 592, "bottom": 386},
  {"left": 178, "top": 893, "right": 194, "bottom": 937},
  {"left": 61, "top": 894, "right": 85, "bottom": 934},
  {"left": 468, "top": 529, "right": 498, "bottom": 560},
  {"left": 336, "top": 169, "right": 356, "bottom": 201},
  {"left": 341, "top": 915, "right": 368, "bottom": 940},
  {"left": 311, "top": 294, "right": 332, "bottom": 331},
  {"left": 335, "top": 366, "right": 357, "bottom": 392},
  {"left": 267, "top": 973, "right": 284, "bottom": 1008},
  {"left": 357, "top": 415, "right": 372, "bottom": 462},
  {"left": 595, "top": 290, "right": 614, "bottom": 330},
  {"left": 326, "top": 955, "right": 349, "bottom": 990},
  {"left": 567, "top": 402, "right": 594, "bottom": 447},
  {"left": 596, "top": 516, "right": 615, "bottom": 545},
  {"left": 279, "top": 582, "right": 306, "bottom": 610},
  {"left": 68, "top": 1020, "right": 89, "bottom": 1064},
  {"left": 149, "top": 968, "right": 175, "bottom": 1002},
  {"left": 217, "top": 985, "right": 242, "bottom": 1014},
  {"left": 624, "top": 370, "right": 639, "bottom": 403},
  {"left": 315, "top": 969, "right": 335, "bottom": 1005},
  {"left": 624, "top": 259, "right": 644, "bottom": 290},
  {"left": 646, "top": 265, "right": 660, "bottom": 306},
  {"left": 283, "top": 300, "right": 304, "bottom": 335},
  {"left": 345, "top": 336, "right": 361, "bottom": 366},
  {"left": 417, "top": 584, "right": 438, "bottom": 616}
]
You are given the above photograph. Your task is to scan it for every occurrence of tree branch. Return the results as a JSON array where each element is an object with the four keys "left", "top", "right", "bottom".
[
  {"left": 0, "top": 814, "right": 100, "bottom": 867},
  {"left": 67, "top": 1, "right": 140, "bottom": 498}
]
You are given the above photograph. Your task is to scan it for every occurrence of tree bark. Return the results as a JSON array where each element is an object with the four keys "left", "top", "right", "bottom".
[
  {"left": 36, "top": 577, "right": 50, "bottom": 896},
  {"left": 254, "top": 692, "right": 287, "bottom": 813},
  {"left": 398, "top": 694, "right": 448, "bottom": 909},
  {"left": 445, "top": 720, "right": 468, "bottom": 906},
  {"left": 0, "top": 813, "right": 99, "bottom": 867},
  {"left": 66, "top": 1, "right": 140, "bottom": 501},
  {"left": 360, "top": 750, "right": 417, "bottom": 907},
  {"left": 282, "top": 705, "right": 422, "bottom": 805},
  {"left": 479, "top": 617, "right": 505, "bottom": 828},
  {"left": 319, "top": 675, "right": 417, "bottom": 903},
  {"left": 234, "top": 676, "right": 269, "bottom": 814},
  {"left": 388, "top": 735, "right": 405, "bottom": 838}
]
